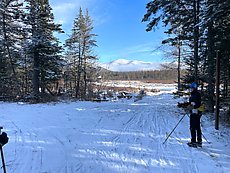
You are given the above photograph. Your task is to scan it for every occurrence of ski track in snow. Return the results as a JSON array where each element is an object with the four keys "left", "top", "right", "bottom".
[{"left": 0, "top": 92, "right": 230, "bottom": 173}]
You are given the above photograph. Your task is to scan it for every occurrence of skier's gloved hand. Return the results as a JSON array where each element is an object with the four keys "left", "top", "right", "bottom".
[
  {"left": 186, "top": 104, "right": 193, "bottom": 111},
  {"left": 0, "top": 132, "right": 9, "bottom": 146}
]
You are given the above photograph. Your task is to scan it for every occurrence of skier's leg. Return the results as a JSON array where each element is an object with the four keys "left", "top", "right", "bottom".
[
  {"left": 190, "top": 129, "right": 196, "bottom": 142},
  {"left": 196, "top": 113, "right": 202, "bottom": 143},
  {"left": 190, "top": 114, "right": 196, "bottom": 143}
]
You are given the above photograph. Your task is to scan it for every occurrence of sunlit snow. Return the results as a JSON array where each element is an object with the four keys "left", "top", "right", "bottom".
[{"left": 0, "top": 84, "right": 230, "bottom": 173}]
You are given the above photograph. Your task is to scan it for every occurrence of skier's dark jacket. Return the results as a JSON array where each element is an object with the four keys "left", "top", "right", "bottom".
[{"left": 189, "top": 89, "right": 201, "bottom": 109}]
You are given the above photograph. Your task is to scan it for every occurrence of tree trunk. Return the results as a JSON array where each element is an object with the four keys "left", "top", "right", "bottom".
[
  {"left": 177, "top": 36, "right": 181, "bottom": 91},
  {"left": 206, "top": 20, "right": 215, "bottom": 113},
  {"left": 32, "top": 51, "right": 40, "bottom": 96},
  {"left": 193, "top": 0, "right": 199, "bottom": 82},
  {"left": 40, "top": 69, "right": 46, "bottom": 94},
  {"left": 75, "top": 44, "right": 82, "bottom": 98},
  {"left": 83, "top": 58, "right": 87, "bottom": 99}
]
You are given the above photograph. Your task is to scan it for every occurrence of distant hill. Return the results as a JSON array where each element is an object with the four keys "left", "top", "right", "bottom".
[
  {"left": 99, "top": 59, "right": 176, "bottom": 72},
  {"left": 96, "top": 59, "right": 179, "bottom": 82}
]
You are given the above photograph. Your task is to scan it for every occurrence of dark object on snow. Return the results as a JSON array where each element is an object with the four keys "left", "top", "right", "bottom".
[
  {"left": 0, "top": 132, "right": 9, "bottom": 146},
  {"left": 187, "top": 142, "right": 197, "bottom": 148},
  {"left": 187, "top": 141, "right": 202, "bottom": 148},
  {"left": 117, "top": 92, "right": 132, "bottom": 99}
]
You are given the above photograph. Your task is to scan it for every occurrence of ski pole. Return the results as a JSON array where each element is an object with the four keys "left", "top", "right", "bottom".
[
  {"left": 163, "top": 114, "right": 187, "bottom": 144},
  {"left": 0, "top": 145, "right": 6, "bottom": 173},
  {"left": 0, "top": 127, "right": 6, "bottom": 173},
  {"left": 202, "top": 133, "right": 210, "bottom": 144}
]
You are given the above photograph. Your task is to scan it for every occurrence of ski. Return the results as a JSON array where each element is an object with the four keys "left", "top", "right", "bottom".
[
  {"left": 187, "top": 142, "right": 197, "bottom": 148},
  {"left": 187, "top": 142, "right": 202, "bottom": 148}
]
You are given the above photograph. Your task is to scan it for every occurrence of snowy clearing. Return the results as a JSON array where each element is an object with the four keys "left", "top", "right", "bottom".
[{"left": 0, "top": 85, "right": 230, "bottom": 173}]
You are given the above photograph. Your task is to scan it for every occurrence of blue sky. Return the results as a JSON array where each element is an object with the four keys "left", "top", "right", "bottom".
[{"left": 50, "top": 0, "right": 167, "bottom": 63}]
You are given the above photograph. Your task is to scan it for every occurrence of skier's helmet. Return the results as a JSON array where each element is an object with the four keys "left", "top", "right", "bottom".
[{"left": 190, "top": 82, "right": 198, "bottom": 89}]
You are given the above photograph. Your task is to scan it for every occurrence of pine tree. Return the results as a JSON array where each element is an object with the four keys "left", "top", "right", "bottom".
[
  {"left": 0, "top": 0, "right": 25, "bottom": 98},
  {"left": 81, "top": 9, "right": 97, "bottom": 98},
  {"left": 65, "top": 7, "right": 84, "bottom": 98},
  {"left": 25, "top": 0, "right": 63, "bottom": 99},
  {"left": 65, "top": 8, "right": 97, "bottom": 99}
]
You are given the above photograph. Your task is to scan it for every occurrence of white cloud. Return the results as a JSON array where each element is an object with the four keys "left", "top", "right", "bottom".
[
  {"left": 113, "top": 42, "right": 163, "bottom": 60},
  {"left": 51, "top": 2, "right": 78, "bottom": 25},
  {"left": 126, "top": 43, "right": 155, "bottom": 54},
  {"left": 50, "top": 0, "right": 110, "bottom": 27},
  {"left": 97, "top": 42, "right": 165, "bottom": 64},
  {"left": 150, "top": 50, "right": 163, "bottom": 56},
  {"left": 52, "top": 2, "right": 77, "bottom": 12}
]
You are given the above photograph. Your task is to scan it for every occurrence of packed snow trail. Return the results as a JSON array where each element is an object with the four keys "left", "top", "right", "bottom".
[{"left": 0, "top": 92, "right": 230, "bottom": 173}]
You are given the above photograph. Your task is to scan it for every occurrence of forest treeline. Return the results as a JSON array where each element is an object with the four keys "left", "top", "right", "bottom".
[{"left": 99, "top": 69, "right": 179, "bottom": 82}]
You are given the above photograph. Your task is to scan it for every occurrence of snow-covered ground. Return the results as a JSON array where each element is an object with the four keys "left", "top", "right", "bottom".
[
  {"left": 95, "top": 80, "right": 176, "bottom": 93},
  {"left": 0, "top": 85, "right": 230, "bottom": 173}
]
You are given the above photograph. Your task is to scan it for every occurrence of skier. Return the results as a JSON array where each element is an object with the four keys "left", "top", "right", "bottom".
[{"left": 187, "top": 82, "right": 202, "bottom": 147}]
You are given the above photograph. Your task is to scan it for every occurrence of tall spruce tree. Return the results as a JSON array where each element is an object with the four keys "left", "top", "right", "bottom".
[
  {"left": 0, "top": 0, "right": 25, "bottom": 98},
  {"left": 65, "top": 8, "right": 97, "bottom": 99},
  {"left": 65, "top": 8, "right": 84, "bottom": 98},
  {"left": 81, "top": 9, "right": 97, "bottom": 98},
  {"left": 25, "top": 0, "right": 63, "bottom": 98}
]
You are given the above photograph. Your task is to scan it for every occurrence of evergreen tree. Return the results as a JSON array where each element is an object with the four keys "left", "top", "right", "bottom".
[
  {"left": 0, "top": 0, "right": 25, "bottom": 97},
  {"left": 65, "top": 7, "right": 84, "bottom": 98},
  {"left": 25, "top": 0, "right": 63, "bottom": 98},
  {"left": 65, "top": 8, "right": 97, "bottom": 99},
  {"left": 81, "top": 9, "right": 97, "bottom": 98},
  {"left": 199, "top": 0, "right": 230, "bottom": 111}
]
